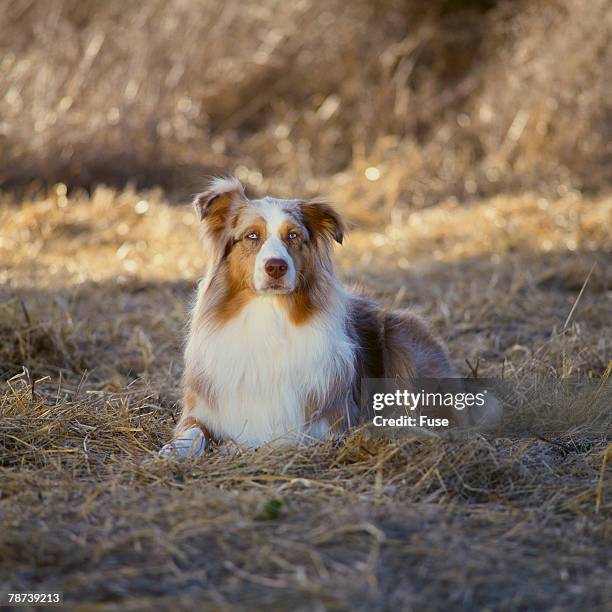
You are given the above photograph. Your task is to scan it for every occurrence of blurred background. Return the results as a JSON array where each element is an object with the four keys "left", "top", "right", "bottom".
[{"left": 1, "top": 0, "right": 611, "bottom": 210}]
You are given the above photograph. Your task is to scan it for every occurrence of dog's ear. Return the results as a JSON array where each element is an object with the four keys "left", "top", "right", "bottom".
[
  {"left": 193, "top": 177, "right": 246, "bottom": 235},
  {"left": 299, "top": 199, "right": 345, "bottom": 245}
]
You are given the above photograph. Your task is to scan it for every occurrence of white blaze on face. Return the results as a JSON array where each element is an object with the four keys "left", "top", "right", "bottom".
[{"left": 253, "top": 200, "right": 297, "bottom": 292}]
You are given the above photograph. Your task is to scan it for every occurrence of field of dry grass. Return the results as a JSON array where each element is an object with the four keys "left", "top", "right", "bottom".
[
  {"left": 1, "top": 186, "right": 610, "bottom": 609},
  {"left": 2, "top": 0, "right": 611, "bottom": 202},
  {"left": 1, "top": 0, "right": 612, "bottom": 609}
]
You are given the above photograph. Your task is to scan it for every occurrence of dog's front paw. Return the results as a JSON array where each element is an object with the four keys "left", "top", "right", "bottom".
[{"left": 158, "top": 427, "right": 207, "bottom": 458}]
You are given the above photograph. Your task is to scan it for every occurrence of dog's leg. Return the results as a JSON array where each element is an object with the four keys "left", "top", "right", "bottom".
[
  {"left": 160, "top": 372, "right": 218, "bottom": 457},
  {"left": 159, "top": 417, "right": 210, "bottom": 458}
]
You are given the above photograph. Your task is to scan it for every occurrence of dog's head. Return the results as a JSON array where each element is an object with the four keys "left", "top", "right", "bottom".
[{"left": 194, "top": 177, "right": 344, "bottom": 296}]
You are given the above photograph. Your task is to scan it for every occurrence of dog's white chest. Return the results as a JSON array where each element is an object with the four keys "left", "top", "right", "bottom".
[{"left": 185, "top": 298, "right": 352, "bottom": 446}]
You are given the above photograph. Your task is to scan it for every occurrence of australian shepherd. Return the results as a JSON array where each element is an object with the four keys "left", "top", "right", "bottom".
[{"left": 160, "top": 177, "right": 500, "bottom": 457}]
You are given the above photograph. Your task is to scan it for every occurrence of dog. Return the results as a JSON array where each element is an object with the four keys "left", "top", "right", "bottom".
[{"left": 159, "top": 177, "right": 500, "bottom": 457}]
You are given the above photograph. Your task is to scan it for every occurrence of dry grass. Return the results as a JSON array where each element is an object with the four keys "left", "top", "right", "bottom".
[
  {"left": 1, "top": 187, "right": 610, "bottom": 609},
  {"left": 1, "top": 0, "right": 611, "bottom": 205}
]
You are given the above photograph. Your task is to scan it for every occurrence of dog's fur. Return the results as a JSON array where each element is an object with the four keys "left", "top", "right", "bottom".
[{"left": 160, "top": 178, "right": 499, "bottom": 457}]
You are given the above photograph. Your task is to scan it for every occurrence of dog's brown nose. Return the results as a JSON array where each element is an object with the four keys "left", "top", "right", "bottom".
[{"left": 265, "top": 258, "right": 288, "bottom": 279}]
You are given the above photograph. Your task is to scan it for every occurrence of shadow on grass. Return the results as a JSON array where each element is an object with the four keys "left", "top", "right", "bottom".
[
  {"left": 0, "top": 249, "right": 610, "bottom": 610},
  {"left": 0, "top": 278, "right": 195, "bottom": 382}
]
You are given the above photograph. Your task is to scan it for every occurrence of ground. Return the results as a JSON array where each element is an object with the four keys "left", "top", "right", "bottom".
[{"left": 0, "top": 187, "right": 611, "bottom": 610}]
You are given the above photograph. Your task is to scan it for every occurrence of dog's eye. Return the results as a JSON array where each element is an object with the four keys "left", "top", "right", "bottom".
[
  {"left": 246, "top": 232, "right": 259, "bottom": 241},
  {"left": 287, "top": 231, "right": 298, "bottom": 240}
]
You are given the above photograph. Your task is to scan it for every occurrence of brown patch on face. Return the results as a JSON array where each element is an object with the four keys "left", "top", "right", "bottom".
[
  {"left": 193, "top": 181, "right": 250, "bottom": 272},
  {"left": 207, "top": 215, "right": 268, "bottom": 324},
  {"left": 192, "top": 209, "right": 269, "bottom": 329},
  {"left": 273, "top": 216, "right": 312, "bottom": 323},
  {"left": 271, "top": 212, "right": 329, "bottom": 325},
  {"left": 279, "top": 228, "right": 334, "bottom": 325},
  {"left": 273, "top": 201, "right": 346, "bottom": 326},
  {"left": 279, "top": 218, "right": 305, "bottom": 241},
  {"left": 278, "top": 218, "right": 305, "bottom": 261}
]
